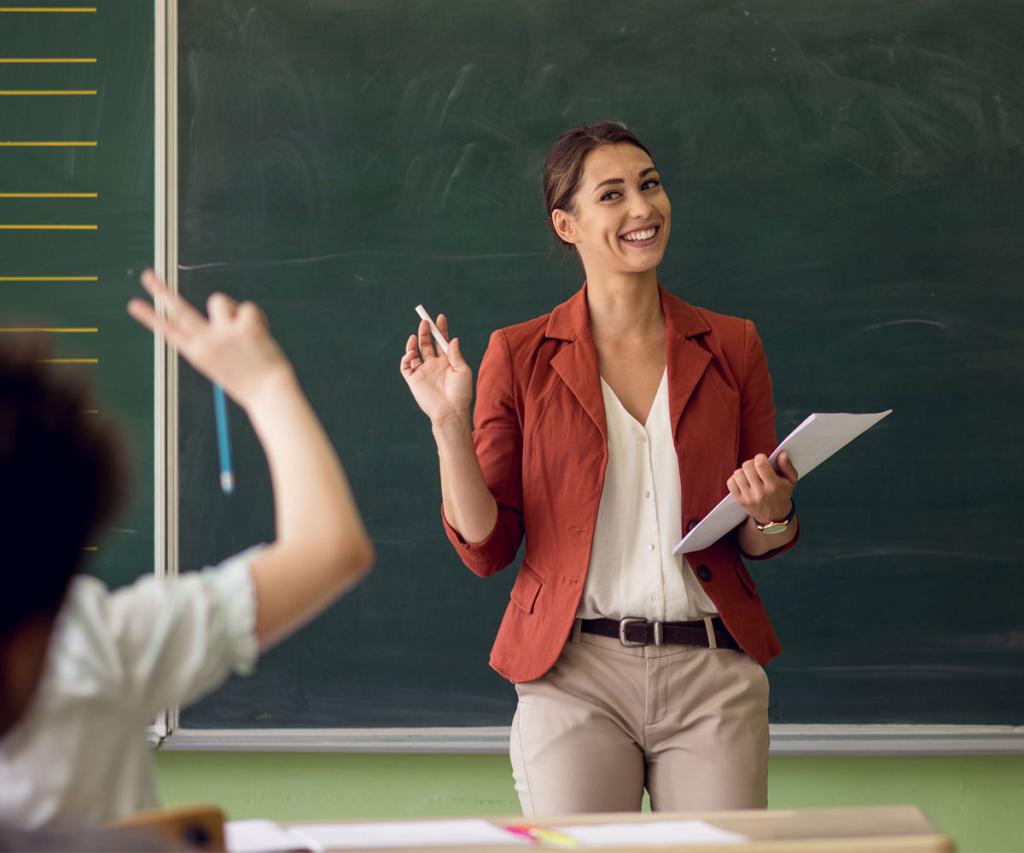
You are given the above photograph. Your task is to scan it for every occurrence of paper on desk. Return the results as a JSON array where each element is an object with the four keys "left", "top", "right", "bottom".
[
  {"left": 290, "top": 818, "right": 528, "bottom": 849},
  {"left": 673, "top": 410, "right": 892, "bottom": 555},
  {"left": 225, "top": 819, "right": 318, "bottom": 853},
  {"left": 557, "top": 819, "right": 747, "bottom": 846}
]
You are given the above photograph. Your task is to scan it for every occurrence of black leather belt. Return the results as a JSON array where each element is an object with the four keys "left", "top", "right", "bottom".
[{"left": 578, "top": 616, "right": 741, "bottom": 650}]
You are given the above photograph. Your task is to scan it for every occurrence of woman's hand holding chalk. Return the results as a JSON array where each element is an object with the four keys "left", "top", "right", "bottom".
[
  {"left": 415, "top": 304, "right": 449, "bottom": 354},
  {"left": 400, "top": 307, "right": 473, "bottom": 425}
]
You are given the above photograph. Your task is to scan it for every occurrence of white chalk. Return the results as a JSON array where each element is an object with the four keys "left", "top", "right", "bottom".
[{"left": 414, "top": 304, "right": 450, "bottom": 354}]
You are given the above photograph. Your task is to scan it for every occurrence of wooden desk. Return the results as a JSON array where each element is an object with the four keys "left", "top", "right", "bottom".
[{"left": 296, "top": 805, "right": 953, "bottom": 852}]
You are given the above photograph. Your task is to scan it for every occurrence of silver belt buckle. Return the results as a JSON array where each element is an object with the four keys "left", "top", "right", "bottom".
[{"left": 618, "top": 617, "right": 663, "bottom": 647}]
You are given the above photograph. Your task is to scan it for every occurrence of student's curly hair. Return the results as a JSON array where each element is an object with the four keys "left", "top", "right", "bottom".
[{"left": 0, "top": 338, "right": 126, "bottom": 638}]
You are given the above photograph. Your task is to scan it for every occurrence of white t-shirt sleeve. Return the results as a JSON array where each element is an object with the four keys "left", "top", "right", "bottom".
[{"left": 62, "top": 545, "right": 264, "bottom": 721}]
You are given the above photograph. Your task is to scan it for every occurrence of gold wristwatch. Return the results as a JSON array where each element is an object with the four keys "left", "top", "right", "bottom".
[{"left": 754, "top": 500, "right": 796, "bottom": 535}]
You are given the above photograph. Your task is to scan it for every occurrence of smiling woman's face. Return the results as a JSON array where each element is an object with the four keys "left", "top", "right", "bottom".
[{"left": 552, "top": 142, "right": 671, "bottom": 277}]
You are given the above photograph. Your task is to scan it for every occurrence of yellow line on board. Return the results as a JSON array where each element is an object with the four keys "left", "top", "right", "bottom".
[
  {"left": 83, "top": 409, "right": 98, "bottom": 414},
  {"left": 0, "top": 275, "right": 97, "bottom": 281},
  {"left": 0, "top": 141, "right": 96, "bottom": 147},
  {"left": 0, "top": 224, "right": 97, "bottom": 230},
  {"left": 81, "top": 546, "right": 97, "bottom": 551},
  {"left": 0, "top": 58, "right": 97, "bottom": 63},
  {"left": 0, "top": 327, "right": 98, "bottom": 333},
  {"left": 0, "top": 193, "right": 97, "bottom": 198},
  {"left": 0, "top": 90, "right": 96, "bottom": 96},
  {"left": 0, "top": 7, "right": 97, "bottom": 12},
  {"left": 40, "top": 357, "right": 97, "bottom": 364}
]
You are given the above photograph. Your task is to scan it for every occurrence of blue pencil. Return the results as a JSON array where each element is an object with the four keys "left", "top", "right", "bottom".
[{"left": 212, "top": 383, "right": 234, "bottom": 494}]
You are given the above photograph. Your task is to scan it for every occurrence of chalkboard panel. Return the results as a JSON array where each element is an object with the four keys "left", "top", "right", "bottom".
[
  {"left": 178, "top": 0, "right": 1024, "bottom": 730},
  {"left": 0, "top": 1, "right": 154, "bottom": 590}
]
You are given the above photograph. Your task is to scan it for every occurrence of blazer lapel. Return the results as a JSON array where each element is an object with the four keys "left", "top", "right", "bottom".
[
  {"left": 545, "top": 284, "right": 711, "bottom": 439},
  {"left": 661, "top": 286, "right": 712, "bottom": 434},
  {"left": 546, "top": 286, "right": 607, "bottom": 439}
]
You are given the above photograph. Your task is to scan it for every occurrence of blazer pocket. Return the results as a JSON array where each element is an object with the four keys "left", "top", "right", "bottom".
[
  {"left": 510, "top": 564, "right": 543, "bottom": 614},
  {"left": 735, "top": 562, "right": 758, "bottom": 597}
]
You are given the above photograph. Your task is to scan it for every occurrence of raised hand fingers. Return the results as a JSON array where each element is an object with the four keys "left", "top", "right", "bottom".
[
  {"left": 436, "top": 313, "right": 454, "bottom": 345},
  {"left": 405, "top": 333, "right": 420, "bottom": 362},
  {"left": 207, "top": 292, "right": 238, "bottom": 324},
  {"left": 139, "top": 269, "right": 205, "bottom": 339},
  {"left": 237, "top": 300, "right": 269, "bottom": 330},
  {"left": 127, "top": 297, "right": 189, "bottom": 348},
  {"left": 446, "top": 336, "right": 468, "bottom": 368},
  {"left": 400, "top": 334, "right": 422, "bottom": 378},
  {"left": 417, "top": 318, "right": 437, "bottom": 360}
]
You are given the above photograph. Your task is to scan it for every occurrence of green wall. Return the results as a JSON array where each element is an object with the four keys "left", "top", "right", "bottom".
[{"left": 155, "top": 752, "right": 1024, "bottom": 852}]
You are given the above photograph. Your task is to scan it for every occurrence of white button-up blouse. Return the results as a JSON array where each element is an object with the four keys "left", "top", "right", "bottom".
[{"left": 578, "top": 370, "right": 718, "bottom": 622}]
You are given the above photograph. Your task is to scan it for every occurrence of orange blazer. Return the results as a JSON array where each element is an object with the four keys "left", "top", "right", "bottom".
[{"left": 442, "top": 284, "right": 798, "bottom": 682}]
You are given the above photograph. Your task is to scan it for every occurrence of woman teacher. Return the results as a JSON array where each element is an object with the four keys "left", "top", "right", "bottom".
[{"left": 399, "top": 122, "right": 799, "bottom": 814}]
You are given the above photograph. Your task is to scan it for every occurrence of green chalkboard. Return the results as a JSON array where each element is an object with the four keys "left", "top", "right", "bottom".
[
  {"left": 177, "top": 0, "right": 1024, "bottom": 730},
  {"left": 0, "top": 1, "right": 154, "bottom": 590}
]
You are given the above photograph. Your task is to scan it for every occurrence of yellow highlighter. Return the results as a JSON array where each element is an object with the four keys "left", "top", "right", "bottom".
[
  {"left": 505, "top": 824, "right": 578, "bottom": 847},
  {"left": 533, "top": 828, "right": 577, "bottom": 847}
]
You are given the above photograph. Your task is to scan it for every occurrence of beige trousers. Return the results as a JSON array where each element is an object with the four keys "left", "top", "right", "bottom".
[{"left": 510, "top": 627, "right": 769, "bottom": 815}]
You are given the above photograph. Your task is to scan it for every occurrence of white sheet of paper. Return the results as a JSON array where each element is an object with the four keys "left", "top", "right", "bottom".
[
  {"left": 225, "top": 819, "right": 318, "bottom": 853},
  {"left": 673, "top": 410, "right": 892, "bottom": 555},
  {"left": 290, "top": 819, "right": 527, "bottom": 850},
  {"left": 557, "top": 819, "right": 747, "bottom": 846}
]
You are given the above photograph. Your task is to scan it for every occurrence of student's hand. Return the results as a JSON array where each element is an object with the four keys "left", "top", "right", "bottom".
[
  {"left": 128, "top": 269, "right": 293, "bottom": 410},
  {"left": 727, "top": 451, "right": 798, "bottom": 525},
  {"left": 400, "top": 314, "right": 473, "bottom": 426}
]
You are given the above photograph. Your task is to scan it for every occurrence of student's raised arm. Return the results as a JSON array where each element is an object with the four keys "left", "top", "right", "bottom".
[{"left": 128, "top": 270, "right": 374, "bottom": 650}]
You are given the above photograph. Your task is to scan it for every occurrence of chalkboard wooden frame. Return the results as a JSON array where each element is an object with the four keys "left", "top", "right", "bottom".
[
  {"left": 157, "top": 725, "right": 1024, "bottom": 755},
  {"left": 145, "top": 0, "right": 175, "bottom": 750},
  {"left": 151, "top": 0, "right": 1024, "bottom": 755}
]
